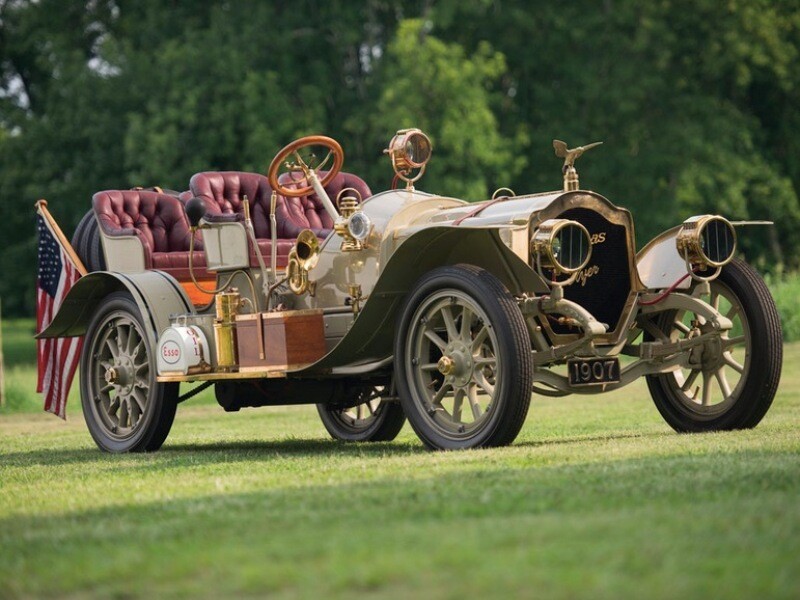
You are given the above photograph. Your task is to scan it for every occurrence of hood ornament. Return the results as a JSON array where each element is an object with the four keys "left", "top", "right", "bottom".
[{"left": 553, "top": 139, "right": 603, "bottom": 192}]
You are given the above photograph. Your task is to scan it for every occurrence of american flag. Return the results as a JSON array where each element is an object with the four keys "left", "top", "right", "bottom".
[{"left": 36, "top": 205, "right": 84, "bottom": 419}]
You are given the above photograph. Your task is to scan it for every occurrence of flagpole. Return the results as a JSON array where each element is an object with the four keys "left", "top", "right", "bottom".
[{"left": 35, "top": 199, "right": 88, "bottom": 276}]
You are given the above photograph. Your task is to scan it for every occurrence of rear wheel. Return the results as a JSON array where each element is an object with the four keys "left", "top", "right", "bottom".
[
  {"left": 71, "top": 211, "right": 92, "bottom": 257},
  {"left": 395, "top": 265, "right": 533, "bottom": 450},
  {"left": 317, "top": 386, "right": 406, "bottom": 442},
  {"left": 645, "top": 259, "right": 782, "bottom": 431},
  {"left": 80, "top": 292, "right": 178, "bottom": 452}
]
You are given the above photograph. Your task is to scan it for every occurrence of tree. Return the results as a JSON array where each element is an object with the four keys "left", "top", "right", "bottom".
[
  {"left": 350, "top": 19, "right": 527, "bottom": 199},
  {"left": 1, "top": 0, "right": 799, "bottom": 316}
]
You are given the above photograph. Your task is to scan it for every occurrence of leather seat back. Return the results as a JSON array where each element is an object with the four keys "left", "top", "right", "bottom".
[
  {"left": 189, "top": 171, "right": 274, "bottom": 235},
  {"left": 92, "top": 190, "right": 194, "bottom": 253}
]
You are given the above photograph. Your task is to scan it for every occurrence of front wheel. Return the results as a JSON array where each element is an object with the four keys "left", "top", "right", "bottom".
[
  {"left": 645, "top": 259, "right": 782, "bottom": 432},
  {"left": 395, "top": 265, "right": 533, "bottom": 450},
  {"left": 80, "top": 292, "right": 178, "bottom": 452}
]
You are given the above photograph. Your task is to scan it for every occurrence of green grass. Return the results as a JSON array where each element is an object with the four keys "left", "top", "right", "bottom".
[{"left": 1, "top": 335, "right": 799, "bottom": 598}]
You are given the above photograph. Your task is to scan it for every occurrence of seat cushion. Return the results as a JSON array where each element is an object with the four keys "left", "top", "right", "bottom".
[{"left": 149, "top": 239, "right": 295, "bottom": 281}]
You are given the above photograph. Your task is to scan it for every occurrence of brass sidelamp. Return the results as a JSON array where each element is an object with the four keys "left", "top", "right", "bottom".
[{"left": 334, "top": 188, "right": 371, "bottom": 252}]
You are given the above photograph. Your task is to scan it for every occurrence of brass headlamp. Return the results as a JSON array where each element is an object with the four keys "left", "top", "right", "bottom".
[
  {"left": 531, "top": 219, "right": 592, "bottom": 277},
  {"left": 676, "top": 215, "right": 736, "bottom": 269},
  {"left": 384, "top": 128, "right": 432, "bottom": 190}
]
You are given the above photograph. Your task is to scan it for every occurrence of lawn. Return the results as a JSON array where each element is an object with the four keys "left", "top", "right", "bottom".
[{"left": 1, "top": 324, "right": 798, "bottom": 598}]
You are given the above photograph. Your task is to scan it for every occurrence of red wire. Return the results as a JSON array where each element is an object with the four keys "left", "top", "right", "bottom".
[{"left": 638, "top": 272, "right": 692, "bottom": 306}]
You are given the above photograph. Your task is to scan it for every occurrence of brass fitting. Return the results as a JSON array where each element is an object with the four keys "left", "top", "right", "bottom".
[
  {"left": 214, "top": 288, "right": 240, "bottom": 371},
  {"left": 334, "top": 188, "right": 371, "bottom": 252}
]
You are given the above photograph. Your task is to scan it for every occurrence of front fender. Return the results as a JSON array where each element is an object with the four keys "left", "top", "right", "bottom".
[
  {"left": 36, "top": 270, "right": 193, "bottom": 347},
  {"left": 293, "top": 226, "right": 546, "bottom": 374},
  {"left": 635, "top": 226, "right": 688, "bottom": 291}
]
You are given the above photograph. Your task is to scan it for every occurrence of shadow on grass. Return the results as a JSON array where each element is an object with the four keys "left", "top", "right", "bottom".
[
  {"left": 0, "top": 430, "right": 675, "bottom": 470},
  {"left": 0, "top": 437, "right": 427, "bottom": 469},
  {"left": 516, "top": 430, "right": 673, "bottom": 448}
]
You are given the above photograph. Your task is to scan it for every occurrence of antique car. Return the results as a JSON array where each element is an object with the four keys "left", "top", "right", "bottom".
[{"left": 40, "top": 130, "right": 782, "bottom": 452}]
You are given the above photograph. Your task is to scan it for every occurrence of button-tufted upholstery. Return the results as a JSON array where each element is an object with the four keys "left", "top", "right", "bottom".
[
  {"left": 94, "top": 169, "right": 372, "bottom": 286},
  {"left": 189, "top": 170, "right": 372, "bottom": 239},
  {"left": 93, "top": 190, "right": 195, "bottom": 255},
  {"left": 188, "top": 171, "right": 273, "bottom": 223},
  {"left": 93, "top": 189, "right": 208, "bottom": 279}
]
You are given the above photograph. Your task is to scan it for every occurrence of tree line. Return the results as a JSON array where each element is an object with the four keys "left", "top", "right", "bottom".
[{"left": 2, "top": 0, "right": 799, "bottom": 316}]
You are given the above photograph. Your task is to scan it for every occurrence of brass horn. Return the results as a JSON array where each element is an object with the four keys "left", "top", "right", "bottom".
[{"left": 287, "top": 229, "right": 320, "bottom": 295}]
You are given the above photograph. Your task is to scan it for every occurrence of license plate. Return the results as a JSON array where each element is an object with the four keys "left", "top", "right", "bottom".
[{"left": 567, "top": 358, "right": 620, "bottom": 386}]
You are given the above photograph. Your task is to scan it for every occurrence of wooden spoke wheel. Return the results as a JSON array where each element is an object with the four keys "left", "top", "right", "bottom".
[
  {"left": 80, "top": 292, "right": 178, "bottom": 452},
  {"left": 317, "top": 386, "right": 406, "bottom": 442},
  {"left": 646, "top": 259, "right": 782, "bottom": 431},
  {"left": 395, "top": 265, "right": 533, "bottom": 450}
]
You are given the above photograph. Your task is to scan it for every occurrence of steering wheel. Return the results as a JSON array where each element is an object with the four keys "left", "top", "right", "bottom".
[{"left": 267, "top": 135, "right": 344, "bottom": 198}]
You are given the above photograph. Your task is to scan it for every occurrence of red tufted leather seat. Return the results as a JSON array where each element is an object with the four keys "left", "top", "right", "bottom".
[
  {"left": 189, "top": 171, "right": 292, "bottom": 267},
  {"left": 92, "top": 189, "right": 208, "bottom": 280},
  {"left": 189, "top": 170, "right": 372, "bottom": 268}
]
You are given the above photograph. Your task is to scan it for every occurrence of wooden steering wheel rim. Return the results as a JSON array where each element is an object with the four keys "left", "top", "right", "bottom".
[{"left": 267, "top": 135, "right": 344, "bottom": 198}]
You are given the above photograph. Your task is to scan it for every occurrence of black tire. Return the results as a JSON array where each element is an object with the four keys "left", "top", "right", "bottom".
[
  {"left": 394, "top": 264, "right": 533, "bottom": 450},
  {"left": 317, "top": 387, "right": 406, "bottom": 442},
  {"left": 71, "top": 210, "right": 106, "bottom": 272},
  {"left": 86, "top": 218, "right": 107, "bottom": 271},
  {"left": 645, "top": 258, "right": 782, "bottom": 432},
  {"left": 70, "top": 210, "right": 92, "bottom": 263},
  {"left": 80, "top": 292, "right": 178, "bottom": 452}
]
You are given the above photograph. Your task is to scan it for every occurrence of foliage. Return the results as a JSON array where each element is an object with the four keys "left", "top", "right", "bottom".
[
  {"left": 2, "top": 0, "right": 800, "bottom": 315},
  {"left": 352, "top": 19, "right": 527, "bottom": 199},
  {"left": 768, "top": 272, "right": 800, "bottom": 343}
]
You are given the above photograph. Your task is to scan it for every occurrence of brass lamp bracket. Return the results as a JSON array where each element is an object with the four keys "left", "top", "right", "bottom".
[{"left": 553, "top": 139, "right": 603, "bottom": 191}]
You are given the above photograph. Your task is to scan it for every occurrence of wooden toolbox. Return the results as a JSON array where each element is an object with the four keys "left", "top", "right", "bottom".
[{"left": 235, "top": 309, "right": 326, "bottom": 371}]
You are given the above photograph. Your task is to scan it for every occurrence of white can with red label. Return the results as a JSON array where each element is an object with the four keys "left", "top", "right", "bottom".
[{"left": 156, "top": 325, "right": 209, "bottom": 375}]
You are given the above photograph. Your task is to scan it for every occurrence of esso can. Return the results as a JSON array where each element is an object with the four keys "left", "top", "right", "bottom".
[{"left": 156, "top": 325, "right": 209, "bottom": 375}]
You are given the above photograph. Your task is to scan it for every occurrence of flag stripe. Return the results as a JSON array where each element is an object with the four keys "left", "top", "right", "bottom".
[{"left": 36, "top": 209, "right": 83, "bottom": 419}]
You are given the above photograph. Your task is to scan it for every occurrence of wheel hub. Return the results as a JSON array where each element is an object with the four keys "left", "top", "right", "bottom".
[
  {"left": 105, "top": 356, "right": 135, "bottom": 394},
  {"left": 441, "top": 340, "right": 474, "bottom": 388}
]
